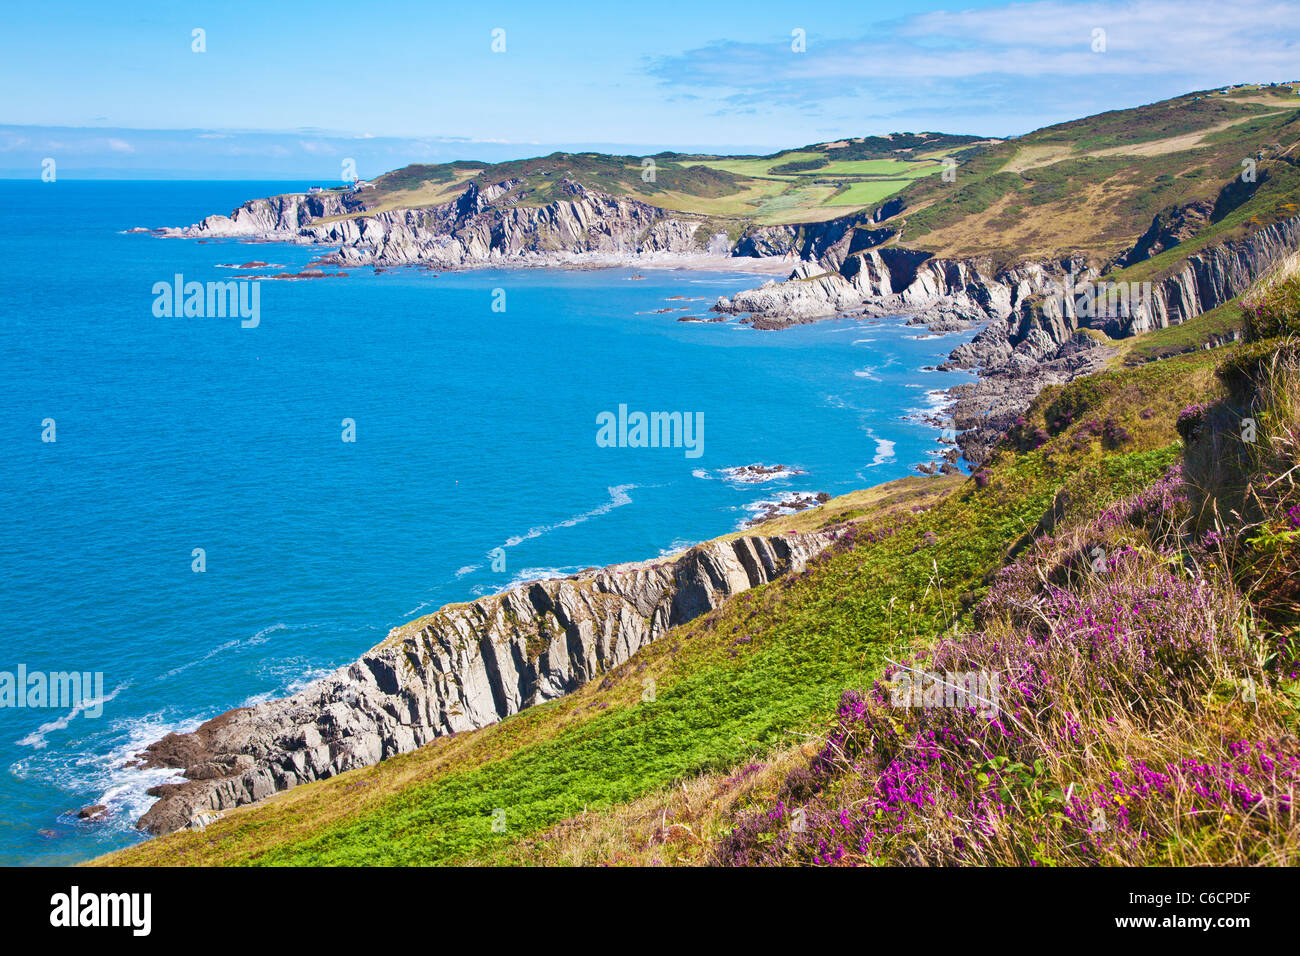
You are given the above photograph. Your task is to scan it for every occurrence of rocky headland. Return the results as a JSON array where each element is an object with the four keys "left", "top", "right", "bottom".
[
  {"left": 134, "top": 530, "right": 833, "bottom": 835},
  {"left": 163, "top": 179, "right": 793, "bottom": 275}
]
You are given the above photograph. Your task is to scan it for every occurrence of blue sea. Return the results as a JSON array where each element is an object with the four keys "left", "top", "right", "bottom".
[{"left": 0, "top": 180, "right": 975, "bottom": 865}]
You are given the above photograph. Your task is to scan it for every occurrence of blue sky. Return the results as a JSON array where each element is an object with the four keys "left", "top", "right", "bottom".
[{"left": 3, "top": 0, "right": 1299, "bottom": 177}]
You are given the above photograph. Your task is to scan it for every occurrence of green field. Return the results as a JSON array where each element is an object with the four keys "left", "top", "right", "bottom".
[
  {"left": 826, "top": 179, "right": 914, "bottom": 207},
  {"left": 818, "top": 158, "right": 940, "bottom": 177}
]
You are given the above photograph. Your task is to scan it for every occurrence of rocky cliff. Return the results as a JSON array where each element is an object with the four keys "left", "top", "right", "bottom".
[
  {"left": 995, "top": 214, "right": 1300, "bottom": 351},
  {"left": 171, "top": 179, "right": 739, "bottom": 269},
  {"left": 135, "top": 530, "right": 833, "bottom": 835},
  {"left": 717, "top": 215, "right": 1300, "bottom": 460}
]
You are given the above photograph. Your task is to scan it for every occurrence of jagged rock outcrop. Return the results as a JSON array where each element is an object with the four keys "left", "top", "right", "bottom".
[
  {"left": 179, "top": 190, "right": 362, "bottom": 238},
  {"left": 1115, "top": 199, "right": 1216, "bottom": 267},
  {"left": 722, "top": 214, "right": 1300, "bottom": 349},
  {"left": 946, "top": 218, "right": 1300, "bottom": 459},
  {"left": 948, "top": 214, "right": 1300, "bottom": 371},
  {"left": 730, "top": 215, "right": 873, "bottom": 267},
  {"left": 135, "top": 530, "right": 833, "bottom": 835}
]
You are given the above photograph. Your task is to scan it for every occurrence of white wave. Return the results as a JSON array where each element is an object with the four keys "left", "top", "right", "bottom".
[
  {"left": 243, "top": 663, "right": 336, "bottom": 705},
  {"left": 471, "top": 566, "right": 584, "bottom": 596},
  {"left": 905, "top": 388, "right": 955, "bottom": 423},
  {"left": 658, "top": 539, "right": 695, "bottom": 558},
  {"left": 9, "top": 710, "right": 202, "bottom": 839},
  {"left": 158, "top": 622, "right": 288, "bottom": 680},
  {"left": 717, "top": 463, "right": 806, "bottom": 485},
  {"left": 284, "top": 670, "right": 333, "bottom": 697},
  {"left": 245, "top": 623, "right": 285, "bottom": 646},
  {"left": 79, "top": 715, "right": 201, "bottom": 827},
  {"left": 501, "top": 484, "right": 635, "bottom": 549},
  {"left": 15, "top": 682, "right": 129, "bottom": 750},
  {"left": 871, "top": 439, "right": 896, "bottom": 466}
]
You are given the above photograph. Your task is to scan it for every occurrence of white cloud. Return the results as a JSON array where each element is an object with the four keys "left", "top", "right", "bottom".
[{"left": 648, "top": 0, "right": 1300, "bottom": 118}]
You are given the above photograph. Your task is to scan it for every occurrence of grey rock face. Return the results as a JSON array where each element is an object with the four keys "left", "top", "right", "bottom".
[
  {"left": 712, "top": 250, "right": 1045, "bottom": 329},
  {"left": 135, "top": 531, "right": 832, "bottom": 835},
  {"left": 720, "top": 215, "right": 1300, "bottom": 344},
  {"left": 175, "top": 190, "right": 359, "bottom": 238},
  {"left": 943, "top": 220, "right": 1300, "bottom": 460}
]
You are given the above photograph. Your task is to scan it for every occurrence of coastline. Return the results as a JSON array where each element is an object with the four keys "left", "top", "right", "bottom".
[
  {"left": 112, "top": 197, "right": 980, "bottom": 838},
  {"left": 122, "top": 170, "right": 1276, "bottom": 838}
]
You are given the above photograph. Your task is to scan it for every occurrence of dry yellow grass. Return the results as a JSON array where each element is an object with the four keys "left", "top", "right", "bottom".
[
  {"left": 902, "top": 174, "right": 1146, "bottom": 262},
  {"left": 309, "top": 173, "right": 480, "bottom": 224},
  {"left": 719, "top": 475, "right": 960, "bottom": 540}
]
